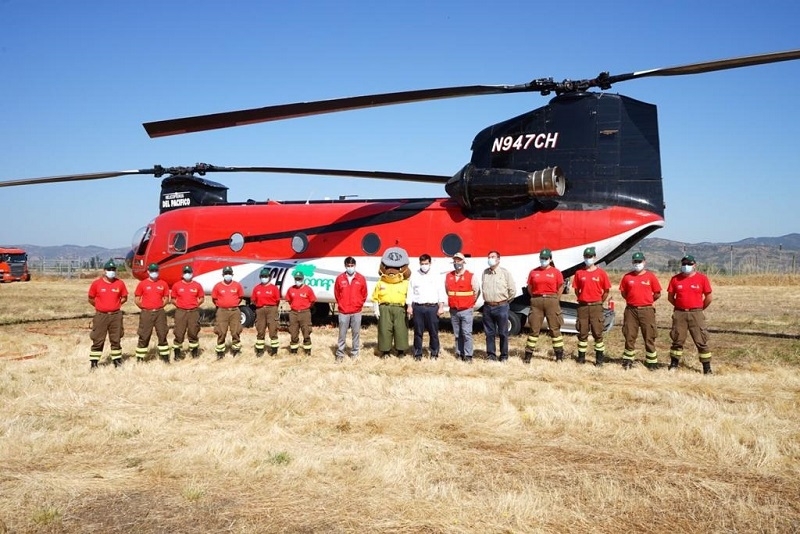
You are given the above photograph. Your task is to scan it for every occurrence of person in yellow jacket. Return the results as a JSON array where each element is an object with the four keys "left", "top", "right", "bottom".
[{"left": 372, "top": 246, "right": 411, "bottom": 358}]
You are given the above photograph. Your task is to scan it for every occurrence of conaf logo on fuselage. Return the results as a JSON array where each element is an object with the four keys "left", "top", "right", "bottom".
[{"left": 292, "top": 264, "right": 333, "bottom": 292}]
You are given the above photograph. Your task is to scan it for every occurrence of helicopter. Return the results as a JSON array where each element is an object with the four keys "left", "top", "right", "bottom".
[{"left": 3, "top": 49, "right": 800, "bottom": 334}]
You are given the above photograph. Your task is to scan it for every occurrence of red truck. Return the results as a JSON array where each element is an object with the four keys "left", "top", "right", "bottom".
[{"left": 0, "top": 247, "right": 31, "bottom": 282}]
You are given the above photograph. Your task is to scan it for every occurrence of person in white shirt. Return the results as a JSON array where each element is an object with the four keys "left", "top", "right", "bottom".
[{"left": 406, "top": 254, "right": 446, "bottom": 361}]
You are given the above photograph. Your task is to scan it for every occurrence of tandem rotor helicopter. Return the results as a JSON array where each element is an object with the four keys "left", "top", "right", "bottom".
[{"left": 3, "top": 49, "right": 800, "bottom": 333}]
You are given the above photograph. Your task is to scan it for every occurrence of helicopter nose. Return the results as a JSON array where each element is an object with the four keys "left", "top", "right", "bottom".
[{"left": 125, "top": 249, "right": 135, "bottom": 270}]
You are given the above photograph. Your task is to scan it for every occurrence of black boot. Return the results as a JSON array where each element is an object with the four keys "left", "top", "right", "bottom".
[
  {"left": 256, "top": 349, "right": 264, "bottom": 358},
  {"left": 396, "top": 350, "right": 405, "bottom": 358},
  {"left": 174, "top": 347, "right": 183, "bottom": 361},
  {"left": 112, "top": 358, "right": 123, "bottom": 368},
  {"left": 595, "top": 352, "right": 605, "bottom": 367},
  {"left": 381, "top": 352, "right": 390, "bottom": 359},
  {"left": 269, "top": 347, "right": 278, "bottom": 356},
  {"left": 668, "top": 357, "right": 680, "bottom": 371},
  {"left": 554, "top": 349, "right": 564, "bottom": 362},
  {"left": 290, "top": 348, "right": 298, "bottom": 355},
  {"left": 576, "top": 352, "right": 586, "bottom": 364},
  {"left": 523, "top": 351, "right": 532, "bottom": 364},
  {"left": 622, "top": 359, "right": 632, "bottom": 370},
  {"left": 702, "top": 361, "right": 712, "bottom": 375},
  {"left": 90, "top": 360, "right": 99, "bottom": 371},
  {"left": 191, "top": 347, "right": 200, "bottom": 358}
]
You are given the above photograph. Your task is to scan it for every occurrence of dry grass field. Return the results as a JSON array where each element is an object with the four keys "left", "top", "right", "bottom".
[{"left": 1, "top": 274, "right": 799, "bottom": 533}]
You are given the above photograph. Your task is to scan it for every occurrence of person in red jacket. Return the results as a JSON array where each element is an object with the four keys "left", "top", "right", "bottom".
[
  {"left": 667, "top": 254, "right": 714, "bottom": 374},
  {"left": 252, "top": 267, "right": 282, "bottom": 356},
  {"left": 285, "top": 270, "right": 317, "bottom": 354},
  {"left": 334, "top": 257, "right": 368, "bottom": 362},
  {"left": 134, "top": 263, "right": 171, "bottom": 362},
  {"left": 445, "top": 252, "right": 480, "bottom": 363},
  {"left": 619, "top": 251, "right": 662, "bottom": 370},
  {"left": 212, "top": 266, "right": 244, "bottom": 358},
  {"left": 573, "top": 247, "right": 611, "bottom": 366},
  {"left": 87, "top": 259, "right": 128, "bottom": 370},
  {"left": 171, "top": 265, "right": 205, "bottom": 359},
  {"left": 524, "top": 248, "right": 565, "bottom": 363}
]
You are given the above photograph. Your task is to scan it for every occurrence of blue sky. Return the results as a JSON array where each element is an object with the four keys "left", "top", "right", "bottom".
[{"left": 1, "top": 1, "right": 799, "bottom": 249}]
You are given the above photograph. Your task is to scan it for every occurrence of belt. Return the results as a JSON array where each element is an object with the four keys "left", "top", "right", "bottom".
[
  {"left": 379, "top": 303, "right": 404, "bottom": 307},
  {"left": 484, "top": 301, "right": 508, "bottom": 306},
  {"left": 219, "top": 307, "right": 239, "bottom": 311},
  {"left": 450, "top": 307, "right": 471, "bottom": 312},
  {"left": 531, "top": 294, "right": 557, "bottom": 298},
  {"left": 676, "top": 308, "right": 703, "bottom": 312},
  {"left": 95, "top": 310, "right": 121, "bottom": 314},
  {"left": 578, "top": 301, "right": 602, "bottom": 305},
  {"left": 626, "top": 305, "right": 653, "bottom": 309},
  {"left": 141, "top": 308, "right": 164, "bottom": 312},
  {"left": 414, "top": 303, "right": 439, "bottom": 307}
]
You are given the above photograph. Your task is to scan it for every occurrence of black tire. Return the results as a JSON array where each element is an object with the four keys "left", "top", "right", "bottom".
[
  {"left": 239, "top": 305, "right": 256, "bottom": 328},
  {"left": 311, "top": 302, "right": 332, "bottom": 324},
  {"left": 507, "top": 312, "right": 523, "bottom": 336}
]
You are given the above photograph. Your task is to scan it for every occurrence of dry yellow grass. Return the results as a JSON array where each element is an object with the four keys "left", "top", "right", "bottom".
[{"left": 1, "top": 277, "right": 799, "bottom": 533}]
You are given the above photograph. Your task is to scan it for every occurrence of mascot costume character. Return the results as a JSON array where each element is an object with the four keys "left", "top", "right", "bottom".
[{"left": 371, "top": 246, "right": 411, "bottom": 358}]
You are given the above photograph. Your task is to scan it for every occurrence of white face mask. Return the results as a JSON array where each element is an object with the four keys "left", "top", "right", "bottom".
[
  {"left": 681, "top": 264, "right": 694, "bottom": 274},
  {"left": 345, "top": 267, "right": 355, "bottom": 275},
  {"left": 420, "top": 264, "right": 430, "bottom": 273},
  {"left": 260, "top": 277, "right": 269, "bottom": 284},
  {"left": 633, "top": 262, "right": 645, "bottom": 272},
  {"left": 487, "top": 257, "right": 498, "bottom": 267},
  {"left": 148, "top": 272, "right": 159, "bottom": 280},
  {"left": 584, "top": 258, "right": 595, "bottom": 266},
  {"left": 295, "top": 280, "right": 303, "bottom": 287},
  {"left": 453, "top": 262, "right": 464, "bottom": 271},
  {"left": 223, "top": 275, "right": 233, "bottom": 283},
  {"left": 105, "top": 270, "right": 116, "bottom": 279},
  {"left": 183, "top": 273, "right": 193, "bottom": 281},
  {"left": 539, "top": 259, "right": 550, "bottom": 268}
]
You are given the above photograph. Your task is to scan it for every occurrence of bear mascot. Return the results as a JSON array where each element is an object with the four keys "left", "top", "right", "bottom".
[{"left": 371, "top": 246, "right": 411, "bottom": 358}]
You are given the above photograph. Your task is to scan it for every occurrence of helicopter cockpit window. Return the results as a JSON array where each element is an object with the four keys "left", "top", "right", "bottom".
[
  {"left": 291, "top": 233, "right": 309, "bottom": 253},
  {"left": 169, "top": 231, "right": 187, "bottom": 254},
  {"left": 361, "top": 233, "right": 381, "bottom": 255},
  {"left": 135, "top": 227, "right": 151, "bottom": 256},
  {"left": 441, "top": 234, "right": 463, "bottom": 256},
  {"left": 229, "top": 232, "right": 245, "bottom": 252}
]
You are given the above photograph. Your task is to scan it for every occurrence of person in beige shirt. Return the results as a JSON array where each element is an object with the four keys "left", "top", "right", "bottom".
[{"left": 480, "top": 250, "right": 516, "bottom": 361}]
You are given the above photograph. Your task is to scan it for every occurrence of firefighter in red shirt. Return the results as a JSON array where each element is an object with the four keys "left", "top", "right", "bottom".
[
  {"left": 171, "top": 265, "right": 205, "bottom": 359},
  {"left": 619, "top": 252, "right": 663, "bottom": 370},
  {"left": 334, "top": 257, "right": 368, "bottom": 361},
  {"left": 87, "top": 259, "right": 128, "bottom": 370},
  {"left": 134, "top": 263, "right": 171, "bottom": 362},
  {"left": 524, "top": 248, "right": 565, "bottom": 363},
  {"left": 573, "top": 247, "right": 611, "bottom": 366},
  {"left": 252, "top": 267, "right": 282, "bottom": 357},
  {"left": 445, "top": 252, "right": 480, "bottom": 363},
  {"left": 212, "top": 266, "right": 245, "bottom": 358},
  {"left": 667, "top": 254, "right": 714, "bottom": 374},
  {"left": 286, "top": 271, "right": 317, "bottom": 354}
]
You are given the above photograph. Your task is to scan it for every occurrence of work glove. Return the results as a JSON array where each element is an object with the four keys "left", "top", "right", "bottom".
[{"left": 373, "top": 302, "right": 380, "bottom": 319}]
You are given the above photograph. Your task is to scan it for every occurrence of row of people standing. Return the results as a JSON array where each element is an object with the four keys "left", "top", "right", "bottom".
[{"left": 527, "top": 247, "right": 714, "bottom": 374}]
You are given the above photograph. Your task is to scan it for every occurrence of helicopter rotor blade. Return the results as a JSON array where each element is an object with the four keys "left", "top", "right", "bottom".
[
  {"left": 600, "top": 49, "right": 800, "bottom": 87},
  {"left": 206, "top": 165, "right": 452, "bottom": 185},
  {"left": 0, "top": 169, "right": 156, "bottom": 188},
  {"left": 143, "top": 84, "right": 538, "bottom": 138},
  {"left": 144, "top": 48, "right": 800, "bottom": 138}
]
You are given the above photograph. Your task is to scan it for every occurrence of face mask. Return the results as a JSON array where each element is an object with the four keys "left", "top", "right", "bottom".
[
  {"left": 295, "top": 281, "right": 303, "bottom": 287},
  {"left": 488, "top": 258, "right": 498, "bottom": 267},
  {"left": 420, "top": 264, "right": 430, "bottom": 273},
  {"left": 539, "top": 259, "right": 550, "bottom": 268},
  {"left": 453, "top": 262, "right": 464, "bottom": 271},
  {"left": 148, "top": 272, "right": 159, "bottom": 280},
  {"left": 183, "top": 273, "right": 193, "bottom": 281},
  {"left": 681, "top": 265, "right": 694, "bottom": 274},
  {"left": 633, "top": 262, "right": 645, "bottom": 272},
  {"left": 584, "top": 258, "right": 595, "bottom": 266},
  {"left": 223, "top": 275, "right": 233, "bottom": 283},
  {"left": 105, "top": 270, "right": 116, "bottom": 279},
  {"left": 345, "top": 267, "right": 355, "bottom": 275},
  {"left": 260, "top": 277, "right": 269, "bottom": 284}
]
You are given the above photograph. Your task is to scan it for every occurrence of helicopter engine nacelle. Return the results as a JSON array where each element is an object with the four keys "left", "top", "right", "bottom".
[{"left": 445, "top": 164, "right": 565, "bottom": 210}]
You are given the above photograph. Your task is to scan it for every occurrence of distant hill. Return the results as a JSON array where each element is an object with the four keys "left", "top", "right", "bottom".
[
  {"left": 6, "top": 244, "right": 131, "bottom": 263},
  {"left": 607, "top": 233, "right": 800, "bottom": 274},
  {"left": 8, "top": 233, "right": 800, "bottom": 275}
]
